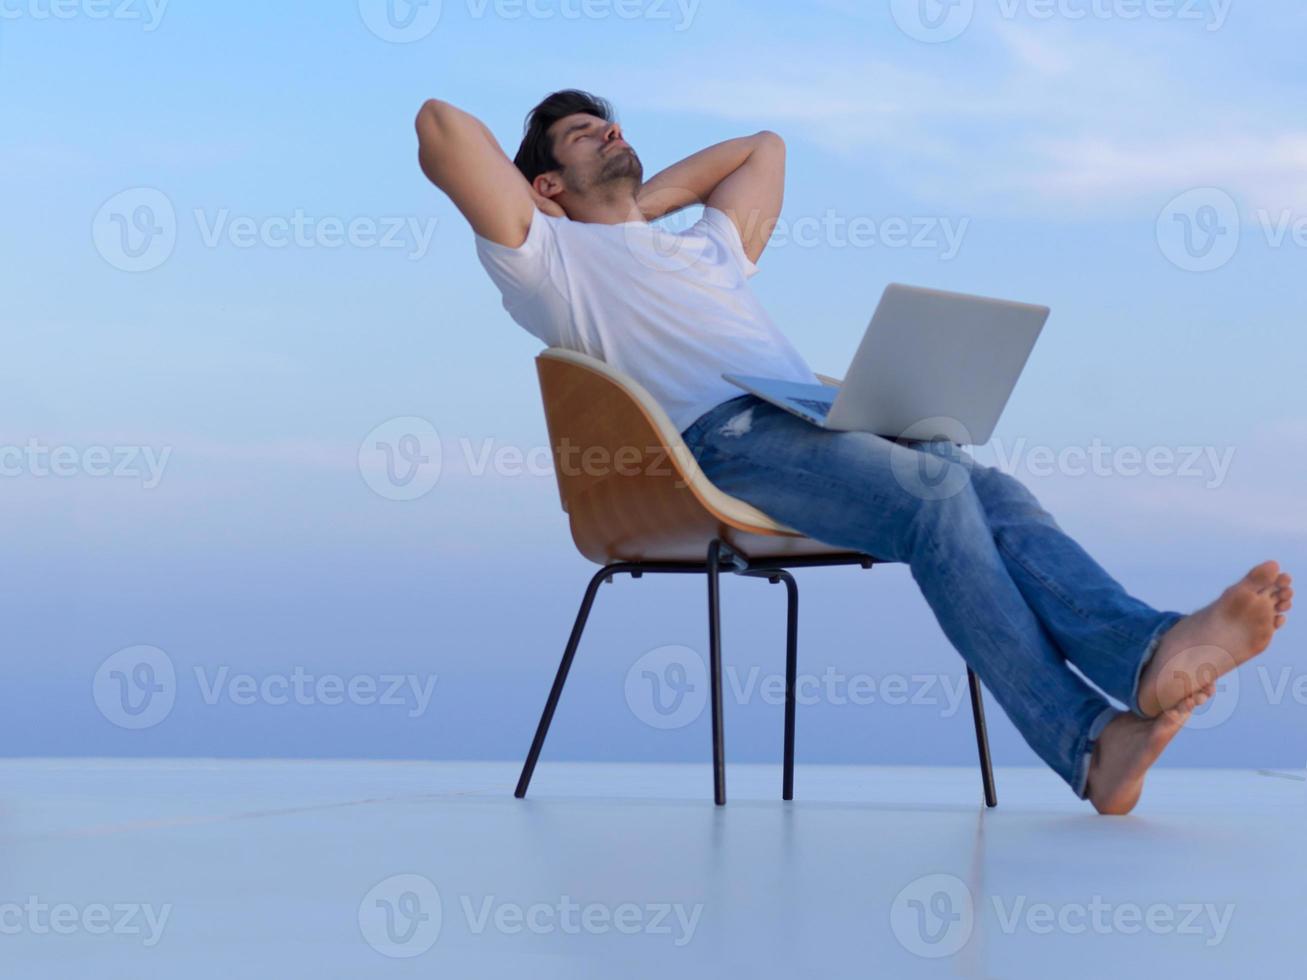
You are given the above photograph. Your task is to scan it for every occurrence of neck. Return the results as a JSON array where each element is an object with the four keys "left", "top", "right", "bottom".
[{"left": 561, "top": 188, "right": 645, "bottom": 226}]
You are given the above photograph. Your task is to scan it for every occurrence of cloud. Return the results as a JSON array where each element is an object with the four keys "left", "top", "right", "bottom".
[
  {"left": 624, "top": 17, "right": 1307, "bottom": 216},
  {"left": 1026, "top": 133, "right": 1307, "bottom": 215}
]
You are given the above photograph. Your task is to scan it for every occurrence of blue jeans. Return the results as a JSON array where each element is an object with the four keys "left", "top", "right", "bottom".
[{"left": 681, "top": 395, "right": 1183, "bottom": 797}]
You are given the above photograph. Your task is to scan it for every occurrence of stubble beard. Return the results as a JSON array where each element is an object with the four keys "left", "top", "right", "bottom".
[{"left": 566, "top": 146, "right": 644, "bottom": 199}]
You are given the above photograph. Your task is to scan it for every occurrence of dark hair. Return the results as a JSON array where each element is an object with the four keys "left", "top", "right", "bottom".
[{"left": 513, "top": 89, "right": 615, "bottom": 183}]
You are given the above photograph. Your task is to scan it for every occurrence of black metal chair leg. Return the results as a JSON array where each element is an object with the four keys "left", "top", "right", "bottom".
[
  {"left": 514, "top": 564, "right": 613, "bottom": 799},
  {"left": 744, "top": 567, "right": 801, "bottom": 800},
  {"left": 706, "top": 540, "right": 727, "bottom": 806},
  {"left": 515, "top": 552, "right": 885, "bottom": 807},
  {"left": 777, "top": 573, "right": 799, "bottom": 801},
  {"left": 967, "top": 668, "right": 998, "bottom": 808}
]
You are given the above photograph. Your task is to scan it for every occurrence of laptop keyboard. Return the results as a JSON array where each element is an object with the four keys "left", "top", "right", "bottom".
[{"left": 790, "top": 397, "right": 833, "bottom": 416}]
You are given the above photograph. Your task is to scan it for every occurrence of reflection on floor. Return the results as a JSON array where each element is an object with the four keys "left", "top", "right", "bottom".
[{"left": 2, "top": 760, "right": 1302, "bottom": 978}]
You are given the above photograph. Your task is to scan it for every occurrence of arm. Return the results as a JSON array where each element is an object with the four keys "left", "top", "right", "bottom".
[
  {"left": 635, "top": 131, "right": 786, "bottom": 264},
  {"left": 415, "top": 99, "right": 563, "bottom": 248}
]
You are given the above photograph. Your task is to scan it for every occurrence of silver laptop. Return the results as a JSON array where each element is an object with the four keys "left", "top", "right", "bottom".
[{"left": 722, "top": 283, "right": 1049, "bottom": 445}]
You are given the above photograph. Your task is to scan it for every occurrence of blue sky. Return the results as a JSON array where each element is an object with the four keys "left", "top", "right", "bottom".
[{"left": 1, "top": 1, "right": 1304, "bottom": 774}]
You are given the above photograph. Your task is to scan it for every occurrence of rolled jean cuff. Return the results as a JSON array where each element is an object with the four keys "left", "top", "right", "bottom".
[
  {"left": 1128, "top": 611, "right": 1186, "bottom": 717},
  {"left": 1073, "top": 704, "right": 1122, "bottom": 800}
]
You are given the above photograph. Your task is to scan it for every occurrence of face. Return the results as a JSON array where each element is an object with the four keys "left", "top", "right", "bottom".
[{"left": 542, "top": 112, "right": 643, "bottom": 199}]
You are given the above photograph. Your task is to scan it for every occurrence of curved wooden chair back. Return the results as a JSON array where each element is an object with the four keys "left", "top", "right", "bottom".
[{"left": 536, "top": 348, "right": 850, "bottom": 564}]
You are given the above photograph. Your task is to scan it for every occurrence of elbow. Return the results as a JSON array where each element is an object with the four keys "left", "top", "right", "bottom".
[
  {"left": 416, "top": 101, "right": 454, "bottom": 179},
  {"left": 416, "top": 98, "right": 451, "bottom": 133},
  {"left": 417, "top": 99, "right": 472, "bottom": 143},
  {"left": 415, "top": 101, "right": 468, "bottom": 175}
]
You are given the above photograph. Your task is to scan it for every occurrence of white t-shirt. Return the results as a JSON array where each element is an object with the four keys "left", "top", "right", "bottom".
[{"left": 474, "top": 206, "right": 819, "bottom": 433}]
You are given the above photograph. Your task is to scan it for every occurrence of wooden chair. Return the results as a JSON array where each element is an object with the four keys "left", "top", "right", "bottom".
[{"left": 514, "top": 347, "right": 997, "bottom": 807}]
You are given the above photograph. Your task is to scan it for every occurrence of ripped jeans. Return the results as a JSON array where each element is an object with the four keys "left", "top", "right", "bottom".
[{"left": 680, "top": 394, "right": 1183, "bottom": 797}]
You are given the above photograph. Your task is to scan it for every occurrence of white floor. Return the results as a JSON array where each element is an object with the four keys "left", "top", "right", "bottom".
[{"left": 2, "top": 760, "right": 1303, "bottom": 978}]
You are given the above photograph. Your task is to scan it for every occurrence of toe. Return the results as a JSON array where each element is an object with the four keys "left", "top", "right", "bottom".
[{"left": 1249, "top": 561, "right": 1281, "bottom": 589}]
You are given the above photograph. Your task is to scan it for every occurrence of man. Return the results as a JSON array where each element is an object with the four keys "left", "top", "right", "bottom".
[{"left": 415, "top": 89, "right": 1293, "bottom": 814}]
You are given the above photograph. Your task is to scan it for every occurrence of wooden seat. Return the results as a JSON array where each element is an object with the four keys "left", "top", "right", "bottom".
[{"left": 515, "top": 347, "right": 997, "bottom": 808}]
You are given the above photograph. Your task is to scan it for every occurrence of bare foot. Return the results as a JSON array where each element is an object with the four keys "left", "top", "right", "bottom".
[
  {"left": 1087, "top": 682, "right": 1214, "bottom": 815},
  {"left": 1137, "top": 562, "right": 1292, "bottom": 717}
]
